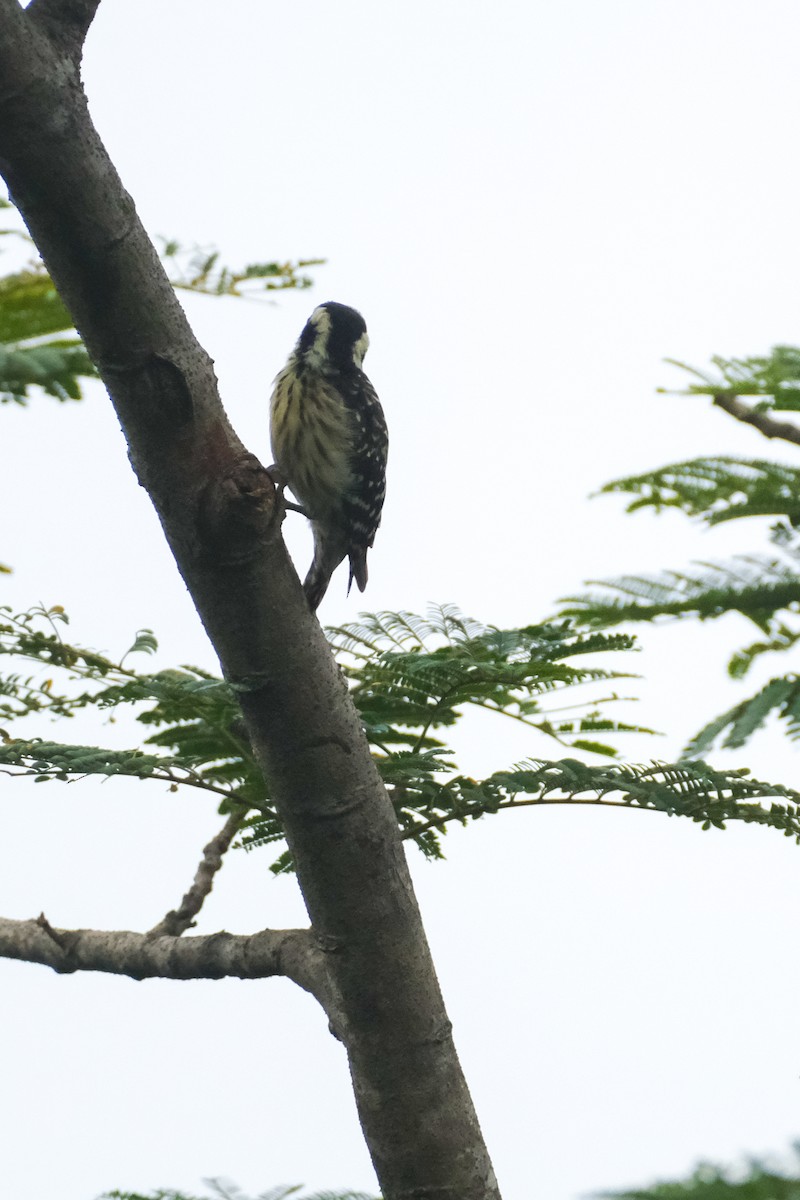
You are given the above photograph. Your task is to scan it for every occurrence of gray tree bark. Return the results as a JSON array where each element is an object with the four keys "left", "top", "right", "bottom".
[{"left": 0, "top": 3, "right": 502, "bottom": 1197}]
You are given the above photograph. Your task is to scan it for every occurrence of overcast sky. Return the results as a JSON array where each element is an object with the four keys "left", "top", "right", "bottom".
[{"left": 4, "top": 2, "right": 800, "bottom": 1198}]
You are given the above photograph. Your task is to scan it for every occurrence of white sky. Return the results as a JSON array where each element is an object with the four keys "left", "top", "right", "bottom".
[{"left": 4, "top": 2, "right": 800, "bottom": 1198}]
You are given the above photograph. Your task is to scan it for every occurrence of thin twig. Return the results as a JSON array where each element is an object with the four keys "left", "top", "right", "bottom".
[
  {"left": 713, "top": 392, "right": 800, "bottom": 448},
  {"left": 148, "top": 810, "right": 245, "bottom": 937}
]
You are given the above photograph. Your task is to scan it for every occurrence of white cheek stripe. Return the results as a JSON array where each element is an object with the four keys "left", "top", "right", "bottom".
[
  {"left": 304, "top": 307, "right": 332, "bottom": 368},
  {"left": 310, "top": 306, "right": 332, "bottom": 334},
  {"left": 353, "top": 331, "right": 370, "bottom": 367}
]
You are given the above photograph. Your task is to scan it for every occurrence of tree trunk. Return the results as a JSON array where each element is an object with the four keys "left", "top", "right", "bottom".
[{"left": 0, "top": 3, "right": 501, "bottom": 1196}]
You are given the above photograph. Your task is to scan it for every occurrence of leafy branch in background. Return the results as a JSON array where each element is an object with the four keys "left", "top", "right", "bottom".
[
  {"left": 560, "top": 542, "right": 800, "bottom": 631},
  {"left": 562, "top": 347, "right": 800, "bottom": 760},
  {"left": 600, "top": 1144, "right": 800, "bottom": 1198},
  {"left": 99, "top": 1185, "right": 379, "bottom": 1200},
  {"left": 3, "top": 602, "right": 800, "bottom": 873},
  {"left": 5, "top": 217, "right": 800, "bottom": 852},
  {"left": 97, "top": 1146, "right": 800, "bottom": 1199},
  {"left": 661, "top": 345, "right": 800, "bottom": 410},
  {"left": 598, "top": 457, "right": 800, "bottom": 526},
  {"left": 0, "top": 199, "right": 323, "bottom": 405},
  {"left": 0, "top": 262, "right": 95, "bottom": 403},
  {"left": 158, "top": 238, "right": 324, "bottom": 299}
]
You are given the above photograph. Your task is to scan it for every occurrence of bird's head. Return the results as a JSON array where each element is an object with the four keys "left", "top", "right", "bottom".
[{"left": 297, "top": 301, "right": 369, "bottom": 373}]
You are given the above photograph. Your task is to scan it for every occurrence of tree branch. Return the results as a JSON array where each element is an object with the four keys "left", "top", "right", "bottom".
[
  {"left": 714, "top": 392, "right": 800, "bottom": 447},
  {"left": 0, "top": 914, "right": 324, "bottom": 990},
  {"left": 148, "top": 810, "right": 245, "bottom": 938},
  {"left": 0, "top": 15, "right": 501, "bottom": 1198}
]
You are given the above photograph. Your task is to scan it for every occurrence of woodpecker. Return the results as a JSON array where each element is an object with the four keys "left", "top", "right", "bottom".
[{"left": 269, "top": 302, "right": 388, "bottom": 610}]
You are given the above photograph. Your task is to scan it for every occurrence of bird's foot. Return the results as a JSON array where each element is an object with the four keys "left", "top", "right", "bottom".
[{"left": 266, "top": 465, "right": 309, "bottom": 517}]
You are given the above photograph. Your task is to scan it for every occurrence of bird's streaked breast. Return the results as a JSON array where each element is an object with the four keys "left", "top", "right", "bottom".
[{"left": 270, "top": 364, "right": 354, "bottom": 521}]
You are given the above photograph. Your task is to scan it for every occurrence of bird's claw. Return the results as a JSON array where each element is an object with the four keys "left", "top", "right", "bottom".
[{"left": 266, "top": 465, "right": 309, "bottom": 518}]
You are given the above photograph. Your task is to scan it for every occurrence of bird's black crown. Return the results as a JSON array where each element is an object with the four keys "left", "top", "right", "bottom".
[{"left": 298, "top": 301, "right": 368, "bottom": 371}]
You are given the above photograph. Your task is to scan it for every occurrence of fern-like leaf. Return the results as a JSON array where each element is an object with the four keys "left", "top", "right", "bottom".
[
  {"left": 158, "top": 239, "right": 324, "bottom": 299},
  {"left": 99, "top": 1188, "right": 378, "bottom": 1200},
  {"left": 0, "top": 204, "right": 322, "bottom": 405},
  {"left": 6, "top": 603, "right": 800, "bottom": 866},
  {"left": 0, "top": 268, "right": 75, "bottom": 343},
  {"left": 684, "top": 677, "right": 800, "bottom": 758},
  {"left": 599, "top": 457, "right": 800, "bottom": 526},
  {"left": 662, "top": 345, "right": 800, "bottom": 411},
  {"left": 600, "top": 1148, "right": 800, "bottom": 1197},
  {"left": 0, "top": 336, "right": 97, "bottom": 405},
  {"left": 560, "top": 557, "right": 800, "bottom": 630},
  {"left": 727, "top": 625, "right": 800, "bottom": 678},
  {"left": 391, "top": 758, "right": 800, "bottom": 844}
]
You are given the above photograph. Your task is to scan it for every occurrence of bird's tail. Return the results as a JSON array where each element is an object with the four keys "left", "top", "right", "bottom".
[
  {"left": 303, "top": 559, "right": 336, "bottom": 611},
  {"left": 303, "top": 536, "right": 368, "bottom": 611},
  {"left": 303, "top": 532, "right": 348, "bottom": 611},
  {"left": 347, "top": 548, "right": 368, "bottom": 596}
]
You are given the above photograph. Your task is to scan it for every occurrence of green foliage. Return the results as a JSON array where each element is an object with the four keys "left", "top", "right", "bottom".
[
  {"left": 575, "top": 351, "right": 800, "bottom": 640},
  {"left": 385, "top": 755, "right": 800, "bottom": 841},
  {"left": 0, "top": 203, "right": 322, "bottom": 404},
  {"left": 97, "top": 1150, "right": 800, "bottom": 1200},
  {"left": 256, "top": 607, "right": 653, "bottom": 863},
  {"left": 0, "top": 336, "right": 97, "bottom": 404},
  {"left": 598, "top": 457, "right": 800, "bottom": 526},
  {"left": 0, "top": 739, "right": 178, "bottom": 782},
  {"left": 662, "top": 344, "right": 800, "bottom": 411},
  {"left": 600, "top": 1147, "right": 800, "bottom": 1198},
  {"left": 326, "top": 606, "right": 646, "bottom": 755},
  {"left": 562, "top": 485, "right": 800, "bottom": 765},
  {"left": 560, "top": 550, "right": 800, "bottom": 633},
  {"left": 158, "top": 238, "right": 325, "bottom": 298},
  {"left": 683, "top": 674, "right": 800, "bottom": 758},
  {"left": 99, "top": 1186, "right": 378, "bottom": 1200},
  {"left": 728, "top": 622, "right": 800, "bottom": 679},
  {"left": 0, "top": 207, "right": 98, "bottom": 401},
  {"left": 563, "top": 538, "right": 800, "bottom": 757},
  {"left": 3, "top": 602, "right": 800, "bottom": 867},
  {"left": 563, "top": 349, "right": 800, "bottom": 759},
  {"left": 0, "top": 266, "right": 77, "bottom": 343},
  {"left": 0, "top": 268, "right": 97, "bottom": 403},
  {"left": 0, "top": 601, "right": 269, "bottom": 821}
]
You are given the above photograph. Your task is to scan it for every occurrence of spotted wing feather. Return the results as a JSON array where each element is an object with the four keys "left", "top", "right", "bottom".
[{"left": 340, "top": 370, "right": 388, "bottom": 593}]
